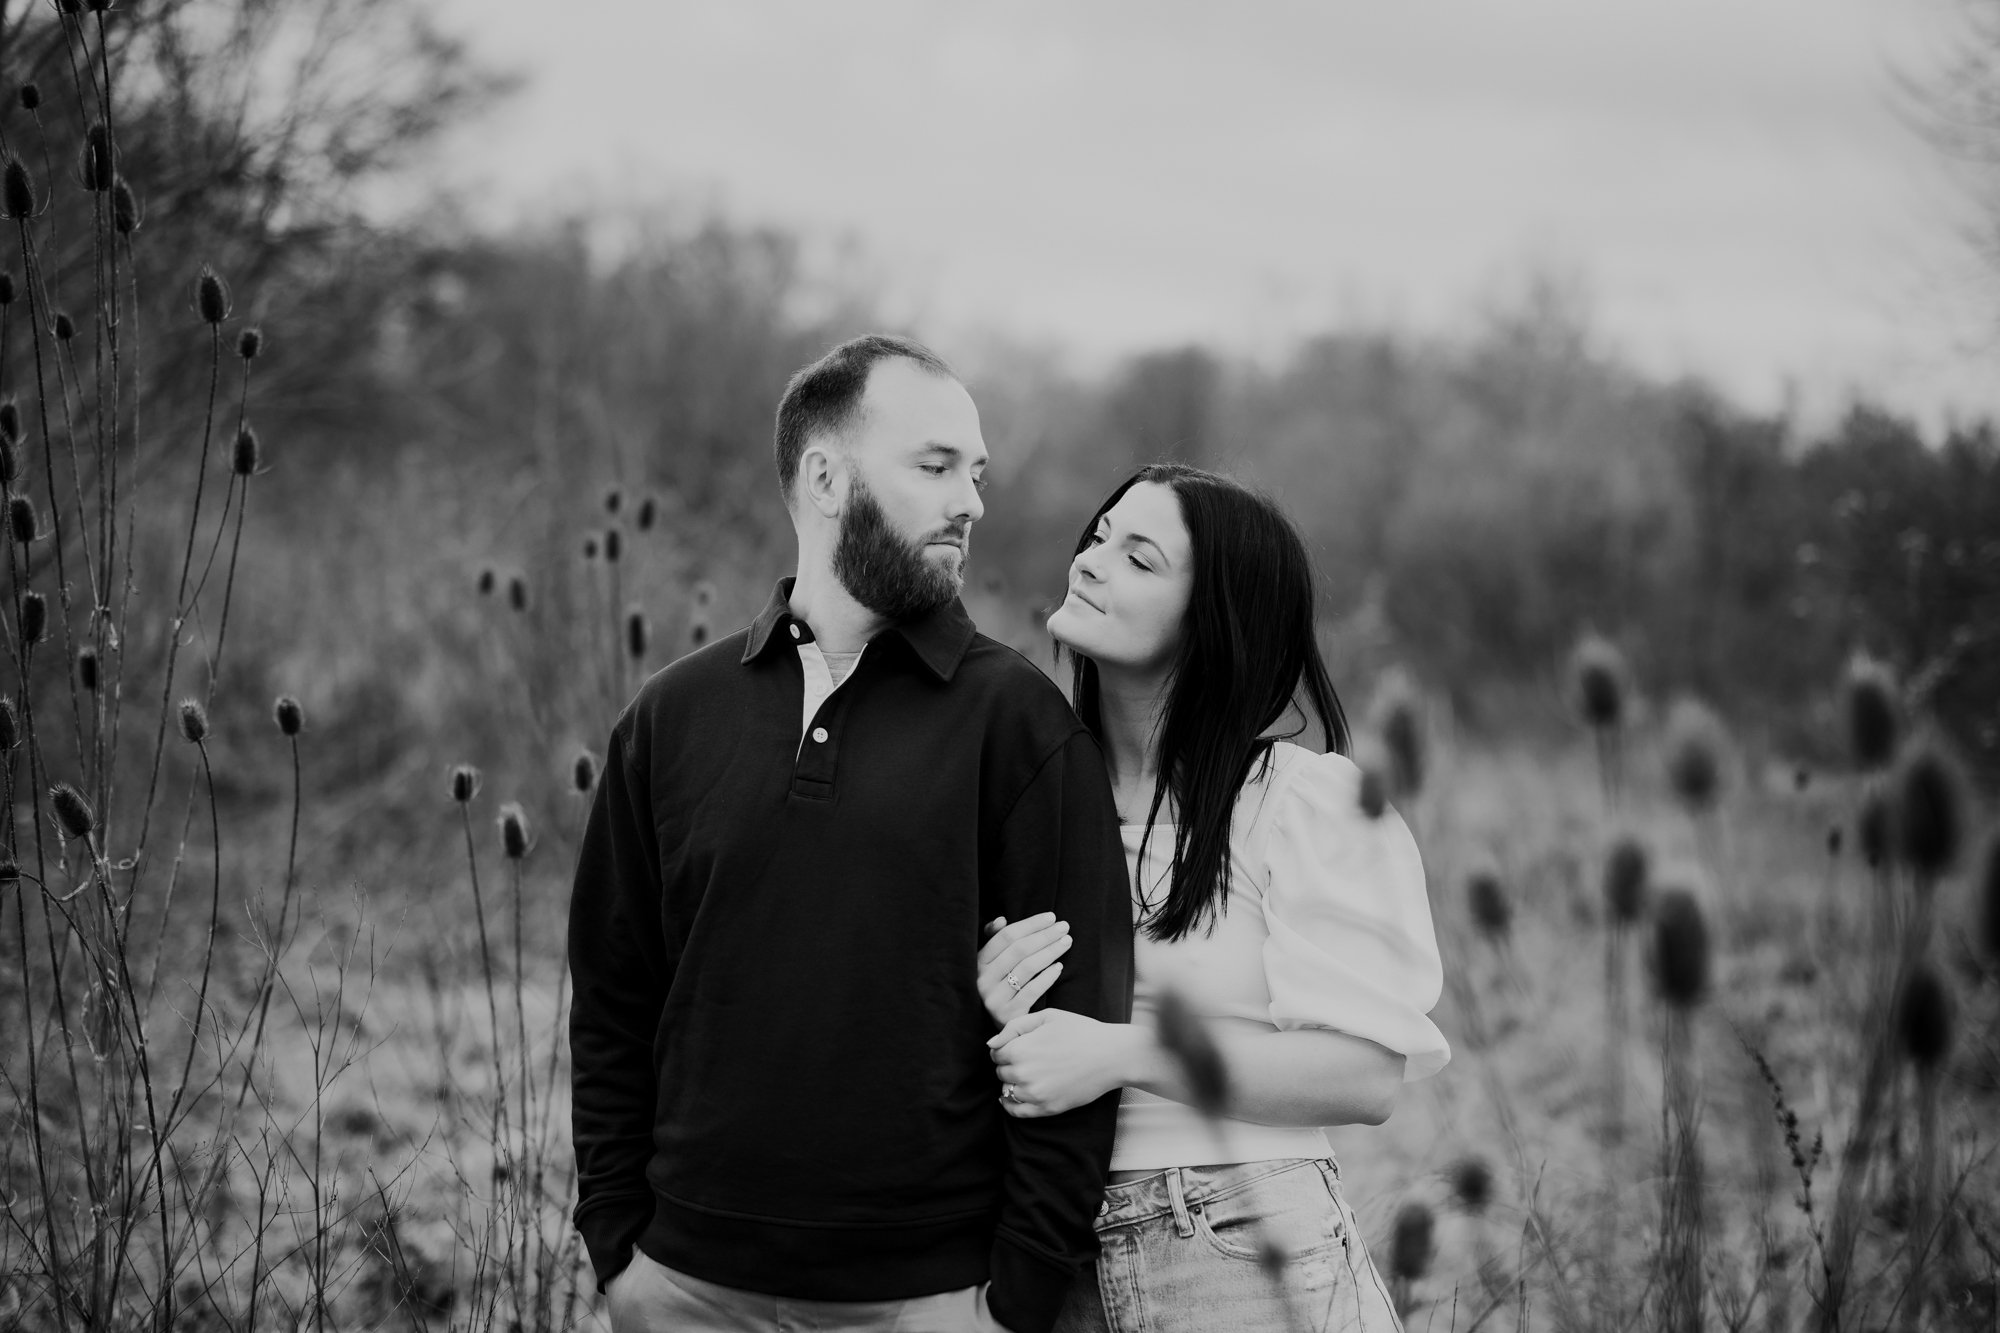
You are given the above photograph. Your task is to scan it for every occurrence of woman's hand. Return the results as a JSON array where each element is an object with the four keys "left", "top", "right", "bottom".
[
  {"left": 987, "top": 1009, "right": 1128, "bottom": 1118},
  {"left": 976, "top": 913, "right": 1071, "bottom": 1027}
]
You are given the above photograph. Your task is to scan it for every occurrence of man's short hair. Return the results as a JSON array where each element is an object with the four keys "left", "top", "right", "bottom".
[{"left": 773, "top": 334, "right": 955, "bottom": 502}]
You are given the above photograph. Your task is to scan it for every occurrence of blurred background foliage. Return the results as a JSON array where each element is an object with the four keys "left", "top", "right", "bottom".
[{"left": 4, "top": 0, "right": 1996, "bottom": 888}]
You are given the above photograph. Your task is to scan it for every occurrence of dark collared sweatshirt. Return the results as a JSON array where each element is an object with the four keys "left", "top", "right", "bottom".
[{"left": 568, "top": 581, "right": 1133, "bottom": 1333}]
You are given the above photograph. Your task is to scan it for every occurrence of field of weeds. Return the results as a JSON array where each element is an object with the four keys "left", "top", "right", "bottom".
[{"left": 4, "top": 5, "right": 1999, "bottom": 1331}]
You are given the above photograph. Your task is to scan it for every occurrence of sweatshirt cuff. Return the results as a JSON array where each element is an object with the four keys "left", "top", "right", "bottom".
[
  {"left": 576, "top": 1194, "right": 654, "bottom": 1293},
  {"left": 987, "top": 1232, "right": 1079, "bottom": 1333}
]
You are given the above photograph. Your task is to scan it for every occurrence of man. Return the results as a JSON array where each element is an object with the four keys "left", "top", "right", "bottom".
[{"left": 568, "top": 334, "right": 1132, "bottom": 1333}]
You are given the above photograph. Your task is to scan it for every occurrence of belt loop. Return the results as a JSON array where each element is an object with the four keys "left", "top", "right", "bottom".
[{"left": 1165, "top": 1168, "right": 1195, "bottom": 1239}]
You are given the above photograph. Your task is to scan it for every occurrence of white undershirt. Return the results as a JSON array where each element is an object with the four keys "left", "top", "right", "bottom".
[{"left": 792, "top": 630, "right": 866, "bottom": 739}]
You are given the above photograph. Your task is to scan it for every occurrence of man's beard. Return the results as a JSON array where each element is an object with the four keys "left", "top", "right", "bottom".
[{"left": 832, "top": 479, "right": 967, "bottom": 622}]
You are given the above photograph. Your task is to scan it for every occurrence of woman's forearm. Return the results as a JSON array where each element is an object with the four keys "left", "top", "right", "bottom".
[{"left": 1110, "top": 1022, "right": 1406, "bottom": 1128}]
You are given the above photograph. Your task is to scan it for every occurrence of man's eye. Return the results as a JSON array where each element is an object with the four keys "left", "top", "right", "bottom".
[
  {"left": 921, "top": 464, "right": 948, "bottom": 476},
  {"left": 973, "top": 475, "right": 988, "bottom": 492}
]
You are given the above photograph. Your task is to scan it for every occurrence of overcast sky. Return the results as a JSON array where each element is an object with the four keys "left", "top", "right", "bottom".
[{"left": 431, "top": 0, "right": 1995, "bottom": 431}]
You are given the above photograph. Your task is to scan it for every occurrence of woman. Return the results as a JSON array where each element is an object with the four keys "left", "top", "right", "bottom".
[{"left": 979, "top": 464, "right": 1448, "bottom": 1332}]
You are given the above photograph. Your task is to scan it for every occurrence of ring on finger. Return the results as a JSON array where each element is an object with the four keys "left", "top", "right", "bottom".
[
  {"left": 1002, "top": 1084, "right": 1020, "bottom": 1103},
  {"left": 1003, "top": 971, "right": 1024, "bottom": 992}
]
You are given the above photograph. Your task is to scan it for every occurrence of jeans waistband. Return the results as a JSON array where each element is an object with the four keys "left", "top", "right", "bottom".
[{"left": 1093, "top": 1157, "right": 1339, "bottom": 1231}]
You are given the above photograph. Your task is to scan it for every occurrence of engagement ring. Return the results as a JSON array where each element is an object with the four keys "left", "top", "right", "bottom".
[
  {"left": 1003, "top": 971, "right": 1024, "bottom": 992},
  {"left": 1002, "top": 1085, "right": 1020, "bottom": 1103}
]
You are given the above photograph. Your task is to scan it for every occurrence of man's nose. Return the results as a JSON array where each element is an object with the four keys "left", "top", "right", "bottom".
[{"left": 952, "top": 478, "right": 983, "bottom": 526}]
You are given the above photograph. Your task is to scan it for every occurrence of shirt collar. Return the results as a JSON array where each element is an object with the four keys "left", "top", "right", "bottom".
[{"left": 742, "top": 577, "right": 976, "bottom": 683}]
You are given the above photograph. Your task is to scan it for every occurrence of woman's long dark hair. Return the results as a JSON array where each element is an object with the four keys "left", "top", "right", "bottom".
[{"left": 1067, "top": 464, "right": 1350, "bottom": 942}]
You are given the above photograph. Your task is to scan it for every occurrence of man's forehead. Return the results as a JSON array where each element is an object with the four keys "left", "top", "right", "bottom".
[{"left": 856, "top": 361, "right": 983, "bottom": 447}]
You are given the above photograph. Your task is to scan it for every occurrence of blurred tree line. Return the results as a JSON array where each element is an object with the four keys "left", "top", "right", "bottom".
[{"left": 6, "top": 2, "right": 1994, "bottom": 884}]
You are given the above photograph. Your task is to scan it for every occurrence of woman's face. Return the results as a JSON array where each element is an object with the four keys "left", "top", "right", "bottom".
[{"left": 1046, "top": 481, "right": 1194, "bottom": 674}]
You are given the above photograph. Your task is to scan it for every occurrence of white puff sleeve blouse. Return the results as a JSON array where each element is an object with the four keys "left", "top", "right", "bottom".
[{"left": 1255, "top": 744, "right": 1449, "bottom": 1080}]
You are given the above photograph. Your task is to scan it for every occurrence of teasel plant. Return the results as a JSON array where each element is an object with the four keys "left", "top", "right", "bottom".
[
  {"left": 1151, "top": 985, "right": 1315, "bottom": 1333},
  {"left": 1649, "top": 885, "right": 1711, "bottom": 1333},
  {"left": 1566, "top": 630, "right": 1630, "bottom": 807},
  {"left": 1819, "top": 728, "right": 1969, "bottom": 1331},
  {"left": 1600, "top": 835, "right": 1649, "bottom": 1145},
  {"left": 1891, "top": 960, "right": 1953, "bottom": 1333}
]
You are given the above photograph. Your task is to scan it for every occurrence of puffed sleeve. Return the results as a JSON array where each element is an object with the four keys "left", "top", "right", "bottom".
[{"left": 1258, "top": 750, "right": 1450, "bottom": 1081}]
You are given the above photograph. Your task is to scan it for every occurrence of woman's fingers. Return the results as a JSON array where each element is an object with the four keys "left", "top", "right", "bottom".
[
  {"left": 1015, "top": 932, "right": 1073, "bottom": 985},
  {"left": 977, "top": 913, "right": 1063, "bottom": 971},
  {"left": 1015, "top": 961, "right": 1062, "bottom": 1009}
]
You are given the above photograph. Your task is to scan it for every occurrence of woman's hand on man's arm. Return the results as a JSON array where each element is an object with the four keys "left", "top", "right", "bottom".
[{"left": 977, "top": 913, "right": 1072, "bottom": 1027}]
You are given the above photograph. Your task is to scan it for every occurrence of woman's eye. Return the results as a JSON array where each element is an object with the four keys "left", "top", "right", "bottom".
[
  {"left": 1127, "top": 556, "right": 1151, "bottom": 572},
  {"left": 1084, "top": 532, "right": 1106, "bottom": 547}
]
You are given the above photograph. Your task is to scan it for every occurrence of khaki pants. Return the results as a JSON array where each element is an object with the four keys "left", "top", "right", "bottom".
[{"left": 606, "top": 1248, "right": 1016, "bottom": 1333}]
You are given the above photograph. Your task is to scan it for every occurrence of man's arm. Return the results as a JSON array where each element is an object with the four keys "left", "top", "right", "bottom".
[
  {"left": 568, "top": 714, "right": 670, "bottom": 1291},
  {"left": 985, "top": 728, "right": 1133, "bottom": 1333}
]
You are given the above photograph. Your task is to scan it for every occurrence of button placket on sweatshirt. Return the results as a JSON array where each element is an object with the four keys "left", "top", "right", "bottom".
[{"left": 792, "top": 681, "right": 849, "bottom": 800}]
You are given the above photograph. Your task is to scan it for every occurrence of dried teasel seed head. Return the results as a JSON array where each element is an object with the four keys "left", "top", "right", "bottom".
[
  {"left": 1650, "top": 887, "right": 1711, "bottom": 1009},
  {"left": 1467, "top": 870, "right": 1510, "bottom": 940},
  {"left": 0, "top": 437, "right": 16, "bottom": 487},
  {"left": 572, "top": 750, "right": 598, "bottom": 793},
  {"left": 193, "top": 267, "right": 231, "bottom": 325},
  {"left": 78, "top": 123, "right": 114, "bottom": 192},
  {"left": 10, "top": 494, "right": 38, "bottom": 544},
  {"left": 626, "top": 608, "right": 648, "bottom": 660},
  {"left": 1793, "top": 766, "right": 1812, "bottom": 792},
  {"left": 236, "top": 327, "right": 263, "bottom": 360},
  {"left": 1662, "top": 698, "right": 1727, "bottom": 813},
  {"left": 1356, "top": 767, "right": 1387, "bottom": 820},
  {"left": 20, "top": 591, "right": 46, "bottom": 644},
  {"left": 1894, "top": 961, "right": 1953, "bottom": 1071},
  {"left": 50, "top": 782, "right": 94, "bottom": 840},
  {"left": 1567, "top": 633, "right": 1627, "bottom": 730},
  {"left": 0, "top": 398, "right": 17, "bottom": 441},
  {"left": 694, "top": 579, "right": 715, "bottom": 609},
  {"left": 497, "top": 803, "right": 531, "bottom": 860},
  {"left": 17, "top": 85, "right": 39, "bottom": 113},
  {"left": 1604, "top": 837, "right": 1649, "bottom": 925},
  {"left": 0, "top": 858, "right": 16, "bottom": 882},
  {"left": 636, "top": 496, "right": 657, "bottom": 531},
  {"left": 1380, "top": 696, "right": 1425, "bottom": 800},
  {"left": 178, "top": 698, "right": 208, "bottom": 743},
  {"left": 52, "top": 311, "right": 75, "bottom": 342},
  {"left": 272, "top": 695, "right": 303, "bottom": 736},
  {"left": 1389, "top": 1201, "right": 1436, "bottom": 1282},
  {"left": 449, "top": 764, "right": 481, "bottom": 804},
  {"left": 231, "top": 425, "right": 260, "bottom": 476},
  {"left": 476, "top": 567, "right": 495, "bottom": 595},
  {"left": 582, "top": 536, "right": 599, "bottom": 560},
  {"left": 1153, "top": 985, "right": 1231, "bottom": 1119},
  {"left": 111, "top": 178, "right": 140, "bottom": 235},
  {"left": 2, "top": 158, "right": 38, "bottom": 220},
  {"left": 604, "top": 487, "right": 622, "bottom": 514},
  {"left": 1895, "top": 741, "right": 1964, "bottom": 882},
  {"left": 605, "top": 528, "right": 621, "bottom": 563},
  {"left": 690, "top": 620, "right": 710, "bottom": 649},
  {"left": 1826, "top": 825, "right": 1843, "bottom": 858},
  {"left": 507, "top": 576, "right": 527, "bottom": 612},
  {"left": 76, "top": 646, "right": 98, "bottom": 692},
  {"left": 0, "top": 697, "right": 18, "bottom": 750},
  {"left": 1450, "top": 1155, "right": 1494, "bottom": 1216},
  {"left": 1842, "top": 656, "right": 1900, "bottom": 772}
]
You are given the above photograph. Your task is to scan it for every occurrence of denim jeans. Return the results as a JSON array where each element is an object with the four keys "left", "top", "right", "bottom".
[{"left": 1052, "top": 1158, "right": 1403, "bottom": 1333}]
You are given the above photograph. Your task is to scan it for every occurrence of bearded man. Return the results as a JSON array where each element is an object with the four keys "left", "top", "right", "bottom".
[{"left": 568, "top": 334, "right": 1132, "bottom": 1333}]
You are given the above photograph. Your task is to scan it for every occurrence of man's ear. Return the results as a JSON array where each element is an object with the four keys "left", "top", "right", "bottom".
[{"left": 798, "top": 440, "right": 848, "bottom": 520}]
